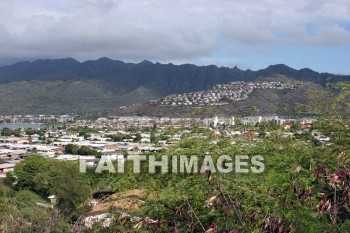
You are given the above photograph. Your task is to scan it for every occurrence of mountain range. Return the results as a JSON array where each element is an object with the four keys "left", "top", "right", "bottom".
[{"left": 0, "top": 57, "right": 348, "bottom": 116}]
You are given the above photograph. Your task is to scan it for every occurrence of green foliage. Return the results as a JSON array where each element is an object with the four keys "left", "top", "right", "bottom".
[
  {"left": 14, "top": 155, "right": 91, "bottom": 216},
  {"left": 78, "top": 145, "right": 101, "bottom": 156},
  {"left": 13, "top": 190, "right": 47, "bottom": 208},
  {"left": 3, "top": 172, "right": 16, "bottom": 186},
  {"left": 109, "top": 133, "right": 131, "bottom": 142},
  {"left": 24, "top": 128, "right": 45, "bottom": 136},
  {"left": 340, "top": 220, "right": 350, "bottom": 232},
  {"left": 65, "top": 144, "right": 79, "bottom": 154},
  {"left": 48, "top": 161, "right": 91, "bottom": 216},
  {"left": 68, "top": 126, "right": 98, "bottom": 135},
  {"left": 0, "top": 183, "right": 70, "bottom": 232},
  {"left": 65, "top": 144, "right": 101, "bottom": 156},
  {"left": 133, "top": 133, "right": 142, "bottom": 142},
  {"left": 1, "top": 127, "right": 21, "bottom": 136},
  {"left": 77, "top": 132, "right": 342, "bottom": 231},
  {"left": 150, "top": 132, "right": 158, "bottom": 144},
  {"left": 251, "top": 105, "right": 260, "bottom": 114}
]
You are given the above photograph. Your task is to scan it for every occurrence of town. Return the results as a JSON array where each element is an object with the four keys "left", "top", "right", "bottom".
[
  {"left": 156, "top": 81, "right": 305, "bottom": 106},
  {"left": 0, "top": 114, "right": 329, "bottom": 178}
]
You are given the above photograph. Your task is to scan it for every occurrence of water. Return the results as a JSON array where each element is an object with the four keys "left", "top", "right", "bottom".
[{"left": 0, "top": 123, "right": 43, "bottom": 130}]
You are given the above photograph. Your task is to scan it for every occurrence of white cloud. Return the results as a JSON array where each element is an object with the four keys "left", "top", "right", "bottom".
[{"left": 0, "top": 0, "right": 349, "bottom": 65}]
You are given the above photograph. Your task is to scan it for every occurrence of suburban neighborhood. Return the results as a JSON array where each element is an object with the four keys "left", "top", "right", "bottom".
[
  {"left": 0, "top": 114, "right": 325, "bottom": 180},
  {"left": 156, "top": 81, "right": 305, "bottom": 106}
]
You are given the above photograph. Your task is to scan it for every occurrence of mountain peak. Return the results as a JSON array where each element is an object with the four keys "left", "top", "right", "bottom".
[
  {"left": 32, "top": 57, "right": 79, "bottom": 64},
  {"left": 266, "top": 64, "right": 294, "bottom": 71},
  {"left": 96, "top": 57, "right": 113, "bottom": 62},
  {"left": 257, "top": 64, "right": 297, "bottom": 77},
  {"left": 139, "top": 60, "right": 153, "bottom": 65}
]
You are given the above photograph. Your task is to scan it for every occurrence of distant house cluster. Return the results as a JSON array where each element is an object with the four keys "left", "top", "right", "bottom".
[
  {"left": 156, "top": 81, "right": 304, "bottom": 106},
  {"left": 204, "top": 115, "right": 315, "bottom": 128},
  {"left": 0, "top": 115, "right": 74, "bottom": 124},
  {"left": 87, "top": 116, "right": 201, "bottom": 129}
]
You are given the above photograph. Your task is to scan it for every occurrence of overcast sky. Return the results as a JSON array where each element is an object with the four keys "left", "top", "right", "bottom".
[{"left": 0, "top": 0, "right": 349, "bottom": 73}]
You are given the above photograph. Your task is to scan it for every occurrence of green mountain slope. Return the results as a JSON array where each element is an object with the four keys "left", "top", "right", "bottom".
[
  {"left": 0, "top": 80, "right": 159, "bottom": 114},
  {"left": 120, "top": 80, "right": 325, "bottom": 117},
  {"left": 0, "top": 58, "right": 348, "bottom": 115}
]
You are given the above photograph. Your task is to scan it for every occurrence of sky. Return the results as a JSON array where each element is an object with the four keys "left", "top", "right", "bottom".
[{"left": 0, "top": 0, "right": 349, "bottom": 73}]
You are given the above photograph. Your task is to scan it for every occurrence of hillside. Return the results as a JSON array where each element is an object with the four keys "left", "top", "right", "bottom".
[
  {"left": 0, "top": 58, "right": 348, "bottom": 115},
  {"left": 119, "top": 81, "right": 325, "bottom": 117}
]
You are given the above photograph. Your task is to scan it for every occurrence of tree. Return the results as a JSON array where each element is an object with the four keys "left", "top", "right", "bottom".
[
  {"left": 133, "top": 133, "right": 142, "bottom": 142},
  {"left": 48, "top": 162, "right": 91, "bottom": 216},
  {"left": 251, "top": 105, "right": 260, "bottom": 115},
  {"left": 14, "top": 155, "right": 91, "bottom": 217},
  {"left": 14, "top": 155, "right": 51, "bottom": 194},
  {"left": 1, "top": 128, "right": 14, "bottom": 136},
  {"left": 65, "top": 144, "right": 79, "bottom": 154},
  {"left": 3, "top": 173, "right": 16, "bottom": 186},
  {"left": 78, "top": 146, "right": 91, "bottom": 155},
  {"left": 25, "top": 128, "right": 36, "bottom": 136},
  {"left": 150, "top": 132, "right": 158, "bottom": 144}
]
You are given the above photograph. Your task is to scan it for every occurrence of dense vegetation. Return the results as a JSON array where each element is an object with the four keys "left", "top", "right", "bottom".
[
  {"left": 1, "top": 121, "right": 350, "bottom": 232},
  {"left": 0, "top": 156, "right": 89, "bottom": 232}
]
